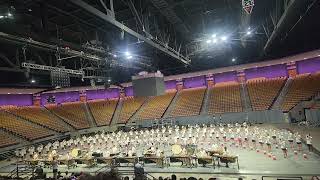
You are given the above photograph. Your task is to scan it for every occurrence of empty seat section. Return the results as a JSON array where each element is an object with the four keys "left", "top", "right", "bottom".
[
  {"left": 118, "top": 97, "right": 146, "bottom": 123},
  {"left": 8, "top": 106, "right": 68, "bottom": 132},
  {"left": 88, "top": 99, "right": 118, "bottom": 126},
  {"left": 0, "top": 111, "right": 53, "bottom": 140},
  {"left": 137, "top": 90, "right": 176, "bottom": 120},
  {"left": 281, "top": 73, "right": 320, "bottom": 111},
  {"left": 208, "top": 82, "right": 242, "bottom": 114},
  {"left": 47, "top": 102, "right": 90, "bottom": 129},
  {"left": 169, "top": 87, "right": 206, "bottom": 117},
  {"left": 0, "top": 131, "right": 18, "bottom": 148},
  {"left": 247, "top": 77, "right": 286, "bottom": 111}
]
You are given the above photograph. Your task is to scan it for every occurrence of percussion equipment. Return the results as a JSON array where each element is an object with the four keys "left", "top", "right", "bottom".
[
  {"left": 71, "top": 149, "right": 80, "bottom": 158},
  {"left": 186, "top": 145, "right": 196, "bottom": 155},
  {"left": 171, "top": 144, "right": 182, "bottom": 155}
]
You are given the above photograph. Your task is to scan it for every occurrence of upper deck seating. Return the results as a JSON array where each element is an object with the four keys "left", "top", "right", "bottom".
[
  {"left": 87, "top": 99, "right": 118, "bottom": 126},
  {"left": 247, "top": 77, "right": 286, "bottom": 111},
  {"left": 118, "top": 97, "right": 146, "bottom": 123},
  {"left": 208, "top": 82, "right": 243, "bottom": 114},
  {"left": 136, "top": 90, "right": 176, "bottom": 120},
  {"left": 281, "top": 73, "right": 320, "bottom": 111},
  {"left": 7, "top": 106, "right": 69, "bottom": 132},
  {"left": 0, "top": 110, "right": 53, "bottom": 140},
  {"left": 169, "top": 87, "right": 206, "bottom": 117},
  {"left": 46, "top": 102, "right": 90, "bottom": 130}
]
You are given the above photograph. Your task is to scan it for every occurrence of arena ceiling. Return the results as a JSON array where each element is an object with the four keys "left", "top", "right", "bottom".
[{"left": 0, "top": 0, "right": 319, "bottom": 87}]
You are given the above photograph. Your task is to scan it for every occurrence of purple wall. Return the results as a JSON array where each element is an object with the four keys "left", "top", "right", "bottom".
[
  {"left": 86, "top": 88, "right": 119, "bottom": 100},
  {"left": 214, "top": 71, "right": 237, "bottom": 83},
  {"left": 124, "top": 86, "right": 133, "bottom": 96},
  {"left": 245, "top": 64, "right": 287, "bottom": 80},
  {"left": 165, "top": 80, "right": 176, "bottom": 90},
  {"left": 41, "top": 91, "right": 80, "bottom": 105},
  {"left": 297, "top": 58, "right": 320, "bottom": 74},
  {"left": 183, "top": 76, "right": 206, "bottom": 88},
  {"left": 0, "top": 94, "right": 33, "bottom": 106}
]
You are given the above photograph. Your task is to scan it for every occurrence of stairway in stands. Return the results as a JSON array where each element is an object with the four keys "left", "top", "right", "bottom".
[
  {"left": 127, "top": 97, "right": 151, "bottom": 123},
  {"left": 240, "top": 83, "right": 252, "bottom": 112},
  {"left": 84, "top": 103, "right": 97, "bottom": 127},
  {"left": 200, "top": 87, "right": 210, "bottom": 115},
  {"left": 272, "top": 78, "right": 293, "bottom": 110},
  {"left": 110, "top": 98, "right": 123, "bottom": 125},
  {"left": 162, "top": 90, "right": 180, "bottom": 118}
]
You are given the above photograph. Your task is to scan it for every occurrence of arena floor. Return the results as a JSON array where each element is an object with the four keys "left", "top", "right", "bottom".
[{"left": 0, "top": 124, "right": 320, "bottom": 179}]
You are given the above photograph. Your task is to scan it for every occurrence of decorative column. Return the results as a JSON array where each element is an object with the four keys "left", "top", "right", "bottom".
[
  {"left": 79, "top": 90, "right": 87, "bottom": 102},
  {"left": 286, "top": 61, "right": 297, "bottom": 77},
  {"left": 33, "top": 93, "right": 41, "bottom": 106},
  {"left": 176, "top": 78, "right": 183, "bottom": 91},
  {"left": 237, "top": 70, "right": 246, "bottom": 83},
  {"left": 206, "top": 74, "right": 214, "bottom": 88}
]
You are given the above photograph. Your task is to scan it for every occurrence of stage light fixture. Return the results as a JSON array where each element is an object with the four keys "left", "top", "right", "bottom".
[
  {"left": 213, "top": 39, "right": 217, "bottom": 43},
  {"left": 212, "top": 34, "right": 217, "bottom": 38},
  {"left": 246, "top": 31, "right": 252, "bottom": 35},
  {"left": 206, "top": 40, "right": 212, "bottom": 44},
  {"left": 31, "top": 79, "right": 36, "bottom": 83},
  {"left": 108, "top": 79, "right": 111, "bottom": 82},
  {"left": 0, "top": 16, "right": 3, "bottom": 19},
  {"left": 127, "top": 55, "right": 133, "bottom": 59},
  {"left": 125, "top": 51, "right": 130, "bottom": 56},
  {"left": 221, "top": 36, "right": 227, "bottom": 41},
  {"left": 113, "top": 54, "right": 117, "bottom": 58},
  {"left": 7, "top": 13, "right": 12, "bottom": 17}
]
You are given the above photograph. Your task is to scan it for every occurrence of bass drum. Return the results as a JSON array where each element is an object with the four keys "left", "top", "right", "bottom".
[{"left": 171, "top": 144, "right": 182, "bottom": 156}]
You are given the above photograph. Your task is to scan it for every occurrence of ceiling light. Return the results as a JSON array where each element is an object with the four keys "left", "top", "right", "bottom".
[
  {"left": 125, "top": 51, "right": 130, "bottom": 56},
  {"left": 7, "top": 13, "right": 12, "bottom": 17},
  {"left": 108, "top": 79, "right": 111, "bottom": 82},
  {"left": 248, "top": 27, "right": 251, "bottom": 30},
  {"left": 28, "top": 9, "right": 32, "bottom": 12},
  {"left": 212, "top": 39, "right": 217, "bottom": 43},
  {"left": 0, "top": 16, "right": 4, "bottom": 19},
  {"left": 212, "top": 34, "right": 217, "bottom": 38},
  {"left": 232, "top": 58, "right": 236, "bottom": 62},
  {"left": 31, "top": 79, "right": 36, "bottom": 83},
  {"left": 246, "top": 31, "right": 252, "bottom": 35},
  {"left": 221, "top": 36, "right": 227, "bottom": 41},
  {"left": 113, "top": 54, "right": 117, "bottom": 58},
  {"left": 127, "top": 55, "right": 133, "bottom": 59},
  {"left": 206, "top": 40, "right": 212, "bottom": 44}
]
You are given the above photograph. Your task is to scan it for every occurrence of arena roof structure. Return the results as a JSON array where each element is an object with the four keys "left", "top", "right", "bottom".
[{"left": 0, "top": 0, "right": 319, "bottom": 87}]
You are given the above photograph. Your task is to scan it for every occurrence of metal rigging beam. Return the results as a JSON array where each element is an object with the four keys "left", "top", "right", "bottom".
[{"left": 69, "top": 0, "right": 190, "bottom": 65}]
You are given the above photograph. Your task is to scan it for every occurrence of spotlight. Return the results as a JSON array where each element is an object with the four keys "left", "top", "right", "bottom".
[
  {"left": 108, "top": 79, "right": 111, "bottom": 82},
  {"left": 31, "top": 79, "right": 36, "bottom": 83},
  {"left": 127, "top": 55, "right": 133, "bottom": 59},
  {"left": 7, "top": 13, "right": 12, "bottom": 17},
  {"left": 221, "top": 36, "right": 227, "bottom": 41},
  {"left": 206, "top": 40, "right": 212, "bottom": 44},
  {"left": 246, "top": 31, "right": 252, "bottom": 35},
  {"left": 113, "top": 54, "right": 117, "bottom": 58},
  {"left": 232, "top": 58, "right": 236, "bottom": 62},
  {"left": 212, "top": 34, "right": 217, "bottom": 38},
  {"left": 125, "top": 51, "right": 130, "bottom": 56}
]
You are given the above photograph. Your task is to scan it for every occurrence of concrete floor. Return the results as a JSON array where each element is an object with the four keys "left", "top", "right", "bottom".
[{"left": 1, "top": 124, "right": 320, "bottom": 179}]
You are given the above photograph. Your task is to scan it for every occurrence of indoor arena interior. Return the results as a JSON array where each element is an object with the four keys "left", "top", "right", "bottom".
[{"left": 0, "top": 0, "right": 320, "bottom": 180}]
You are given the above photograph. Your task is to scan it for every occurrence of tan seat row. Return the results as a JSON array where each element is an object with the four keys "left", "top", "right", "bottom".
[
  {"left": 7, "top": 106, "right": 68, "bottom": 132},
  {"left": 169, "top": 87, "right": 206, "bottom": 117},
  {"left": 137, "top": 90, "right": 176, "bottom": 120},
  {"left": 0, "top": 131, "right": 18, "bottom": 148},
  {"left": 118, "top": 97, "right": 146, "bottom": 123},
  {"left": 247, "top": 77, "right": 286, "bottom": 111},
  {"left": 87, "top": 99, "right": 118, "bottom": 126},
  {"left": 208, "top": 82, "right": 243, "bottom": 114},
  {"left": 46, "top": 102, "right": 90, "bottom": 130},
  {"left": 0, "top": 110, "right": 53, "bottom": 140},
  {"left": 281, "top": 73, "right": 320, "bottom": 111}
]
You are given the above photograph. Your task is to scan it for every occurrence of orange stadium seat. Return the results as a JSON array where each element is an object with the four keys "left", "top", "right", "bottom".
[
  {"left": 0, "top": 111, "right": 53, "bottom": 140},
  {"left": 87, "top": 99, "right": 118, "bottom": 126},
  {"left": 169, "top": 87, "right": 206, "bottom": 117},
  {"left": 281, "top": 73, "right": 320, "bottom": 111},
  {"left": 46, "top": 102, "right": 90, "bottom": 130},
  {"left": 7, "top": 106, "right": 69, "bottom": 133},
  {"left": 136, "top": 90, "right": 176, "bottom": 120},
  {"left": 118, "top": 97, "right": 146, "bottom": 123},
  {"left": 208, "top": 82, "right": 243, "bottom": 114},
  {"left": 247, "top": 77, "right": 286, "bottom": 111},
  {"left": 0, "top": 131, "right": 18, "bottom": 148}
]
